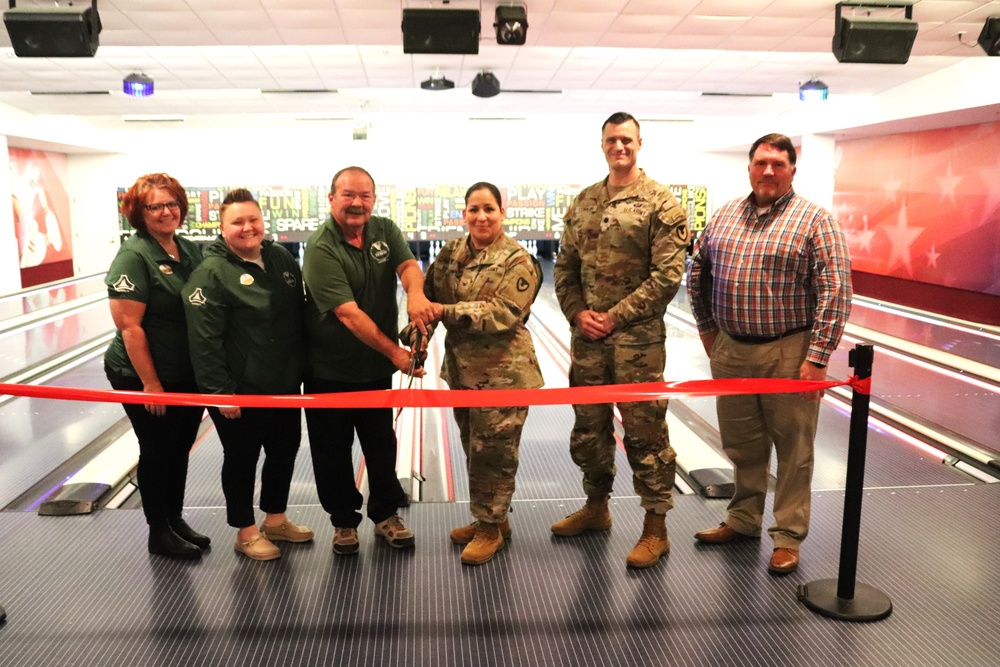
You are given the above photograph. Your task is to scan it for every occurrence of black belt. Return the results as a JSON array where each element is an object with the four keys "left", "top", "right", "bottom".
[{"left": 726, "top": 325, "right": 812, "bottom": 345}]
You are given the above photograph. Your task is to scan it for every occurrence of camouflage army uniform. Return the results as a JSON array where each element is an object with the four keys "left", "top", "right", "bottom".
[
  {"left": 423, "top": 233, "right": 543, "bottom": 524},
  {"left": 553, "top": 169, "right": 689, "bottom": 513}
]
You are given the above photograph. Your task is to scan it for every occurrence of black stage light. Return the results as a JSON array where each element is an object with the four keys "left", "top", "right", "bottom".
[
  {"left": 494, "top": 4, "right": 528, "bottom": 45},
  {"left": 3, "top": 0, "right": 102, "bottom": 57},
  {"left": 471, "top": 72, "right": 501, "bottom": 98},
  {"left": 421, "top": 76, "right": 455, "bottom": 91},
  {"left": 402, "top": 8, "right": 480, "bottom": 55},
  {"left": 832, "top": 2, "right": 917, "bottom": 64},
  {"left": 978, "top": 17, "right": 1000, "bottom": 56}
]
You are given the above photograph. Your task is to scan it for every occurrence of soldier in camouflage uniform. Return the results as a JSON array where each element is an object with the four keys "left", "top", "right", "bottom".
[
  {"left": 407, "top": 181, "right": 543, "bottom": 565},
  {"left": 552, "top": 111, "right": 690, "bottom": 569}
]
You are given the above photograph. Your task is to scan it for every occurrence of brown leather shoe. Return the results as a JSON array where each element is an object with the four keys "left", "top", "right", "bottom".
[
  {"left": 694, "top": 522, "right": 754, "bottom": 544},
  {"left": 768, "top": 547, "right": 799, "bottom": 574},
  {"left": 234, "top": 533, "right": 280, "bottom": 561},
  {"left": 260, "top": 519, "right": 314, "bottom": 543}
]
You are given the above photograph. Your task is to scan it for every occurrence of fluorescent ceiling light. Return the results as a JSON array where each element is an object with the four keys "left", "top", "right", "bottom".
[{"left": 121, "top": 114, "right": 185, "bottom": 122}]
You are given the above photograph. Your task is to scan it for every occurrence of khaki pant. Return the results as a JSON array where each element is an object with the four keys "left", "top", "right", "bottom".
[{"left": 711, "top": 331, "right": 820, "bottom": 549}]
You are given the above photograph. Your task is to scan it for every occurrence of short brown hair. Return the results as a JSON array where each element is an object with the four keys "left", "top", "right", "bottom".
[
  {"left": 602, "top": 111, "right": 639, "bottom": 134},
  {"left": 219, "top": 188, "right": 260, "bottom": 221},
  {"left": 330, "top": 166, "right": 375, "bottom": 196},
  {"left": 749, "top": 133, "right": 797, "bottom": 165},
  {"left": 120, "top": 173, "right": 188, "bottom": 232}
]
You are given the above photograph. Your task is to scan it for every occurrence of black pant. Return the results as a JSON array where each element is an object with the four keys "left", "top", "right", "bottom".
[
  {"left": 304, "top": 376, "right": 406, "bottom": 528},
  {"left": 106, "top": 370, "right": 203, "bottom": 526},
  {"left": 208, "top": 406, "right": 302, "bottom": 528}
]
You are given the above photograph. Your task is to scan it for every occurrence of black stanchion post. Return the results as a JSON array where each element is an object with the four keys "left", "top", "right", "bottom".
[{"left": 797, "top": 343, "right": 892, "bottom": 621}]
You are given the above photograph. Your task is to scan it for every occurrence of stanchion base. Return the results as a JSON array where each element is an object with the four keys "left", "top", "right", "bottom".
[{"left": 797, "top": 579, "right": 892, "bottom": 622}]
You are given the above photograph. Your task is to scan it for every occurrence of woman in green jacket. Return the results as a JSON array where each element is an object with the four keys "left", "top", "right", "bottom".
[{"left": 182, "top": 189, "right": 313, "bottom": 561}]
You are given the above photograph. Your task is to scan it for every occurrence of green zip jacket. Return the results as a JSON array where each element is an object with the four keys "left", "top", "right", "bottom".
[{"left": 182, "top": 237, "right": 305, "bottom": 395}]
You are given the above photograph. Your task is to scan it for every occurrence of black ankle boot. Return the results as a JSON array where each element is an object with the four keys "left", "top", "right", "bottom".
[
  {"left": 168, "top": 517, "right": 211, "bottom": 550},
  {"left": 148, "top": 524, "right": 202, "bottom": 560}
]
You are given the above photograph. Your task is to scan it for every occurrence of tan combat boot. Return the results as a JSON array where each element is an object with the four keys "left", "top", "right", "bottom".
[
  {"left": 450, "top": 517, "right": 511, "bottom": 545},
  {"left": 460, "top": 522, "right": 504, "bottom": 565},
  {"left": 626, "top": 511, "right": 669, "bottom": 568},
  {"left": 550, "top": 497, "right": 612, "bottom": 537}
]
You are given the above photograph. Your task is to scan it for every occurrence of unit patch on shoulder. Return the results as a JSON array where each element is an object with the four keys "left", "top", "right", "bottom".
[
  {"left": 283, "top": 271, "right": 297, "bottom": 287},
  {"left": 516, "top": 276, "right": 530, "bottom": 292},
  {"left": 187, "top": 288, "right": 207, "bottom": 306},
  {"left": 112, "top": 275, "right": 136, "bottom": 292},
  {"left": 159, "top": 264, "right": 173, "bottom": 275},
  {"left": 240, "top": 273, "right": 254, "bottom": 286},
  {"left": 674, "top": 223, "right": 690, "bottom": 244}
]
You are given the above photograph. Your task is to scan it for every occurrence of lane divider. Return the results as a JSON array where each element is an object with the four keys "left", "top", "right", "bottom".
[{"left": 1, "top": 377, "right": 861, "bottom": 410}]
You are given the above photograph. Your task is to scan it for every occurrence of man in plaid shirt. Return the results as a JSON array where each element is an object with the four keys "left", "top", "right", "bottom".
[{"left": 687, "top": 133, "right": 852, "bottom": 575}]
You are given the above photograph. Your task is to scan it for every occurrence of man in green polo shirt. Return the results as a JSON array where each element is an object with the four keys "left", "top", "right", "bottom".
[{"left": 303, "top": 166, "right": 434, "bottom": 556}]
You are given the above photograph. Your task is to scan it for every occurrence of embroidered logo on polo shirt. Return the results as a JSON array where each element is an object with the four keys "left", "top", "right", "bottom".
[
  {"left": 370, "top": 241, "right": 389, "bottom": 263},
  {"left": 283, "top": 271, "right": 297, "bottom": 287},
  {"left": 112, "top": 275, "right": 136, "bottom": 292},
  {"left": 240, "top": 273, "right": 254, "bottom": 286},
  {"left": 187, "top": 288, "right": 207, "bottom": 306},
  {"left": 159, "top": 264, "right": 173, "bottom": 275}
]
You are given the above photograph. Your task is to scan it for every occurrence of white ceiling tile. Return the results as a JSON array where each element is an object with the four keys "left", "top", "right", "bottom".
[
  {"left": 623, "top": 0, "right": 700, "bottom": 15},
  {"left": 0, "top": 0, "right": 993, "bottom": 131},
  {"left": 692, "top": 0, "right": 771, "bottom": 18}
]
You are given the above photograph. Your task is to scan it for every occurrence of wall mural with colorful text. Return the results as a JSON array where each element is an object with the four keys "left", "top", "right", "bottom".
[{"left": 118, "top": 183, "right": 709, "bottom": 244}]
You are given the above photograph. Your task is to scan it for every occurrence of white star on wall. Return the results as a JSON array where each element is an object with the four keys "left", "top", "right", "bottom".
[
  {"left": 883, "top": 170, "right": 903, "bottom": 205},
  {"left": 882, "top": 203, "right": 924, "bottom": 277},
  {"left": 856, "top": 215, "right": 875, "bottom": 254},
  {"left": 926, "top": 244, "right": 941, "bottom": 269},
  {"left": 936, "top": 163, "right": 963, "bottom": 205}
]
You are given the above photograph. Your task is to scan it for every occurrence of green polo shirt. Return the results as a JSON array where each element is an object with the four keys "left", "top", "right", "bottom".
[
  {"left": 103, "top": 230, "right": 204, "bottom": 383},
  {"left": 303, "top": 215, "right": 414, "bottom": 382}
]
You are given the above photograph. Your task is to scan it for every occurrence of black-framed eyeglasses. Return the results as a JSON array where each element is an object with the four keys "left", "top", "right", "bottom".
[{"left": 144, "top": 201, "right": 181, "bottom": 213}]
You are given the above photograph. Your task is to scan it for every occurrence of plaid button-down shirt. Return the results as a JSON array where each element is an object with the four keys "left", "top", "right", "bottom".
[{"left": 687, "top": 189, "right": 852, "bottom": 366}]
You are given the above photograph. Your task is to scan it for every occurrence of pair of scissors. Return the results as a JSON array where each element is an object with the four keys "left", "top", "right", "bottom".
[
  {"left": 405, "top": 330, "right": 425, "bottom": 387},
  {"left": 395, "top": 330, "right": 425, "bottom": 427}
]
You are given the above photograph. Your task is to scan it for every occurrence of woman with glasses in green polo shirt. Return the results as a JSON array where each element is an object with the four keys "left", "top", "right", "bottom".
[{"left": 104, "top": 172, "right": 209, "bottom": 560}]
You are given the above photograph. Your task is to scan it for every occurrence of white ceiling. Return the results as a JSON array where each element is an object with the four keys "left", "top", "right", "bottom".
[{"left": 0, "top": 0, "right": 998, "bottom": 132}]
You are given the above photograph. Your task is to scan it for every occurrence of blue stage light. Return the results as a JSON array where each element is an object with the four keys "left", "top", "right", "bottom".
[
  {"left": 799, "top": 79, "right": 829, "bottom": 102},
  {"left": 123, "top": 73, "right": 154, "bottom": 97}
]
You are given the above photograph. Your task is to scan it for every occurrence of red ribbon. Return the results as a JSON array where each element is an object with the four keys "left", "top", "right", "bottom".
[
  {"left": 1, "top": 377, "right": 853, "bottom": 409},
  {"left": 847, "top": 375, "right": 872, "bottom": 395}
]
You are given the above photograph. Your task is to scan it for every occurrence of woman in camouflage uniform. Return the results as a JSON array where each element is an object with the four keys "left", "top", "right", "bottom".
[{"left": 416, "top": 182, "right": 543, "bottom": 565}]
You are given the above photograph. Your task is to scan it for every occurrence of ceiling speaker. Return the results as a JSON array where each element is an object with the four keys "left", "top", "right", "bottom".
[
  {"left": 401, "top": 9, "right": 480, "bottom": 55},
  {"left": 832, "top": 17, "right": 917, "bottom": 63},
  {"left": 471, "top": 72, "right": 501, "bottom": 98},
  {"left": 979, "top": 17, "right": 1000, "bottom": 56},
  {"left": 3, "top": 6, "right": 102, "bottom": 57}
]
